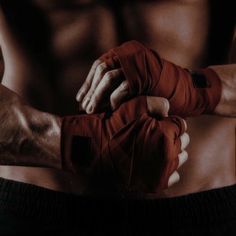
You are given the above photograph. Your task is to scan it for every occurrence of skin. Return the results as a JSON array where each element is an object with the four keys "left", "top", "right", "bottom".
[
  {"left": 0, "top": 0, "right": 235, "bottom": 196},
  {"left": 0, "top": 83, "right": 188, "bottom": 192},
  {"left": 0, "top": 6, "right": 188, "bottom": 191}
]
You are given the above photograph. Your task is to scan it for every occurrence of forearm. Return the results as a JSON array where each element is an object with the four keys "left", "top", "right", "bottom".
[
  {"left": 0, "top": 101, "right": 62, "bottom": 169},
  {"left": 0, "top": 86, "right": 185, "bottom": 194},
  {"left": 209, "top": 64, "right": 236, "bottom": 116},
  {"left": 86, "top": 41, "right": 236, "bottom": 118},
  {"left": 27, "top": 107, "right": 62, "bottom": 169}
]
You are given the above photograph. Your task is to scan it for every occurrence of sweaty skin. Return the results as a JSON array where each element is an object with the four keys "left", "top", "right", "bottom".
[{"left": 0, "top": 0, "right": 235, "bottom": 196}]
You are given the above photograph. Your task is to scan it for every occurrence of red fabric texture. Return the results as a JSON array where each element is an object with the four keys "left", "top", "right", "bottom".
[
  {"left": 61, "top": 97, "right": 185, "bottom": 194},
  {"left": 100, "top": 41, "right": 222, "bottom": 117}
]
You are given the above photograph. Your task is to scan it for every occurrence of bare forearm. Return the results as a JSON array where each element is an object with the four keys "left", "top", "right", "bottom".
[
  {"left": 209, "top": 64, "right": 236, "bottom": 117},
  {"left": 0, "top": 97, "right": 62, "bottom": 169},
  {"left": 25, "top": 107, "right": 62, "bottom": 169}
]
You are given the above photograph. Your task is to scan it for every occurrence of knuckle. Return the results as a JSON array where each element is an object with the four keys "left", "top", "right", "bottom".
[
  {"left": 172, "top": 171, "right": 180, "bottom": 180},
  {"left": 94, "top": 59, "right": 102, "bottom": 66},
  {"left": 179, "top": 150, "right": 188, "bottom": 158},
  {"left": 104, "top": 72, "right": 113, "bottom": 83},
  {"left": 161, "top": 98, "right": 169, "bottom": 111},
  {"left": 168, "top": 171, "right": 180, "bottom": 186},
  {"left": 110, "top": 96, "right": 118, "bottom": 108},
  {"left": 97, "top": 63, "right": 106, "bottom": 73},
  {"left": 97, "top": 66, "right": 103, "bottom": 74},
  {"left": 181, "top": 132, "right": 190, "bottom": 143},
  {"left": 110, "top": 93, "right": 116, "bottom": 102},
  {"left": 185, "top": 133, "right": 190, "bottom": 142},
  {"left": 176, "top": 173, "right": 180, "bottom": 181},
  {"left": 110, "top": 90, "right": 119, "bottom": 99},
  {"left": 120, "top": 80, "right": 129, "bottom": 91}
]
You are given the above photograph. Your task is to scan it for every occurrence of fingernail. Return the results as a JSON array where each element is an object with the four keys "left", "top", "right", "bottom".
[{"left": 86, "top": 103, "right": 94, "bottom": 114}]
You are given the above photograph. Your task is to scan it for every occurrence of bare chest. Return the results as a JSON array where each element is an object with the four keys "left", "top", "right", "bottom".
[
  {"left": 41, "top": 0, "right": 214, "bottom": 114},
  {"left": 48, "top": 0, "right": 210, "bottom": 68}
]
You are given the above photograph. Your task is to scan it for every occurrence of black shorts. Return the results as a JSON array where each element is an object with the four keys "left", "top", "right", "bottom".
[{"left": 0, "top": 177, "right": 236, "bottom": 235}]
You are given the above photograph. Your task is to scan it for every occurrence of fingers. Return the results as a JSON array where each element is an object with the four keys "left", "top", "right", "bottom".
[
  {"left": 79, "top": 62, "right": 109, "bottom": 110},
  {"left": 167, "top": 151, "right": 188, "bottom": 188},
  {"left": 82, "top": 62, "right": 108, "bottom": 110},
  {"left": 167, "top": 133, "right": 189, "bottom": 188},
  {"left": 182, "top": 119, "right": 188, "bottom": 132},
  {"left": 180, "top": 132, "right": 190, "bottom": 150},
  {"left": 76, "top": 59, "right": 101, "bottom": 103},
  {"left": 168, "top": 171, "right": 180, "bottom": 187},
  {"left": 110, "top": 80, "right": 130, "bottom": 110},
  {"left": 78, "top": 59, "right": 129, "bottom": 113},
  {"left": 166, "top": 116, "right": 187, "bottom": 138},
  {"left": 177, "top": 150, "right": 188, "bottom": 168},
  {"left": 146, "top": 96, "right": 170, "bottom": 117},
  {"left": 86, "top": 69, "right": 124, "bottom": 114},
  {"left": 111, "top": 95, "right": 171, "bottom": 116},
  {"left": 177, "top": 131, "right": 189, "bottom": 169}
]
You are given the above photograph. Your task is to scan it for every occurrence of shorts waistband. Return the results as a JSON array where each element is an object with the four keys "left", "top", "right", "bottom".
[{"left": 0, "top": 178, "right": 236, "bottom": 228}]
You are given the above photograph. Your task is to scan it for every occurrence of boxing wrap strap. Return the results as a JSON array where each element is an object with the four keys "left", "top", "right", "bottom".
[
  {"left": 61, "top": 97, "right": 185, "bottom": 194},
  {"left": 100, "top": 41, "right": 222, "bottom": 117}
]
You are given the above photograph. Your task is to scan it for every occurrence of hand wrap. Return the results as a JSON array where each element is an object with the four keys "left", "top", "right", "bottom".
[
  {"left": 61, "top": 97, "right": 185, "bottom": 194},
  {"left": 100, "top": 41, "right": 222, "bottom": 116}
]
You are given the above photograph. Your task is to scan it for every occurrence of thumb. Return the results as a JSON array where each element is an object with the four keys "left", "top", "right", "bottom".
[{"left": 146, "top": 96, "right": 170, "bottom": 117}]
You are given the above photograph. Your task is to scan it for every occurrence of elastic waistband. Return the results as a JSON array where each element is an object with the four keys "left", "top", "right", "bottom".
[{"left": 0, "top": 177, "right": 236, "bottom": 228}]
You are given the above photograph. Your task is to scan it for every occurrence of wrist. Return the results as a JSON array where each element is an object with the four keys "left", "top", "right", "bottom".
[
  {"left": 26, "top": 106, "right": 62, "bottom": 169},
  {"left": 208, "top": 65, "right": 236, "bottom": 117}
]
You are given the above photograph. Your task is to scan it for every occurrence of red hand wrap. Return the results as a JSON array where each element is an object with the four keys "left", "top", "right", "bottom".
[
  {"left": 100, "top": 41, "right": 222, "bottom": 116},
  {"left": 61, "top": 97, "right": 185, "bottom": 194}
]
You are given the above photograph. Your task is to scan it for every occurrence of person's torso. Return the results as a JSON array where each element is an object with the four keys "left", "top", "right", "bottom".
[{"left": 0, "top": 0, "right": 235, "bottom": 196}]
